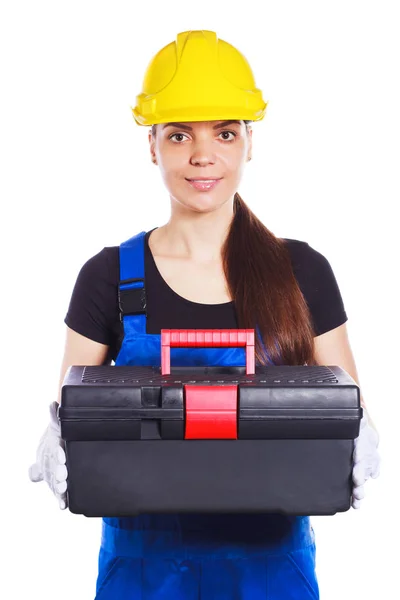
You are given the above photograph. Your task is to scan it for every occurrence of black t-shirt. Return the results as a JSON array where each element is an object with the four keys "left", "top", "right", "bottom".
[{"left": 64, "top": 229, "right": 348, "bottom": 364}]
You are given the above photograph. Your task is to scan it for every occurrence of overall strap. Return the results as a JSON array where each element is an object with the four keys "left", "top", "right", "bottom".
[{"left": 118, "top": 231, "right": 147, "bottom": 332}]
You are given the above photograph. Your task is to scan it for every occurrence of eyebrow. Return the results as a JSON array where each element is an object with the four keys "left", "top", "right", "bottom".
[{"left": 162, "top": 120, "right": 242, "bottom": 131}]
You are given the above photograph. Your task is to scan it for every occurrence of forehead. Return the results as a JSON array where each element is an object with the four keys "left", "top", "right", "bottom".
[{"left": 160, "top": 120, "right": 244, "bottom": 131}]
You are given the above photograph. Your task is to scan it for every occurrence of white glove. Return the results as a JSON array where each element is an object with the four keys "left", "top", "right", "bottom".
[
  {"left": 351, "top": 412, "right": 380, "bottom": 509},
  {"left": 29, "top": 401, "right": 68, "bottom": 510}
]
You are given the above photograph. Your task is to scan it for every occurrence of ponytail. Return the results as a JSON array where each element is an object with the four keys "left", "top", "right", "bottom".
[{"left": 222, "top": 193, "right": 316, "bottom": 366}]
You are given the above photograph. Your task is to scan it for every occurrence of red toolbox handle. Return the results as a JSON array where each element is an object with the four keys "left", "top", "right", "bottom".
[{"left": 160, "top": 329, "right": 255, "bottom": 375}]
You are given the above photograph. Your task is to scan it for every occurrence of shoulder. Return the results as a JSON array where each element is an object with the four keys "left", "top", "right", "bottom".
[
  {"left": 281, "top": 237, "right": 334, "bottom": 277},
  {"left": 282, "top": 237, "right": 324, "bottom": 261},
  {"left": 281, "top": 238, "right": 347, "bottom": 336},
  {"left": 76, "top": 246, "right": 120, "bottom": 285},
  {"left": 83, "top": 245, "right": 119, "bottom": 270},
  {"left": 64, "top": 246, "right": 121, "bottom": 349}
]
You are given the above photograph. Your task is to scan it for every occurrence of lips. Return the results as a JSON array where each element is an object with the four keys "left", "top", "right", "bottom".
[{"left": 186, "top": 178, "right": 222, "bottom": 191}]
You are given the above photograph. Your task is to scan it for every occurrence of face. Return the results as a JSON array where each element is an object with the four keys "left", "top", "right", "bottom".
[{"left": 148, "top": 120, "right": 252, "bottom": 214}]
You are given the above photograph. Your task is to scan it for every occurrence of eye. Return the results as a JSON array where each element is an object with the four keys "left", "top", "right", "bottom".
[
  {"left": 169, "top": 133, "right": 188, "bottom": 143},
  {"left": 168, "top": 130, "right": 238, "bottom": 143},
  {"left": 219, "top": 130, "right": 237, "bottom": 141}
]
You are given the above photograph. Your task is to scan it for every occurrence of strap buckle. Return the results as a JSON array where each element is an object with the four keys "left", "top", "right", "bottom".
[{"left": 118, "top": 278, "right": 147, "bottom": 320}]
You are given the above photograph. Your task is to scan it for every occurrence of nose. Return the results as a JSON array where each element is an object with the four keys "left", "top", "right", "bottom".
[{"left": 189, "top": 138, "right": 217, "bottom": 167}]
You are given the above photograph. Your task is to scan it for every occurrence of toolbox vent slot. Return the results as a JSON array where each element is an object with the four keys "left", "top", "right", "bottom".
[{"left": 81, "top": 365, "right": 338, "bottom": 385}]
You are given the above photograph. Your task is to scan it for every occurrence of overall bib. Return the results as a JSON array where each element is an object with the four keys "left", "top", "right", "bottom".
[{"left": 95, "top": 231, "right": 320, "bottom": 599}]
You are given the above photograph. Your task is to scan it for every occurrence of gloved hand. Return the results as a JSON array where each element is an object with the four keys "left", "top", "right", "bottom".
[
  {"left": 28, "top": 401, "right": 68, "bottom": 510},
  {"left": 351, "top": 412, "right": 380, "bottom": 509}
]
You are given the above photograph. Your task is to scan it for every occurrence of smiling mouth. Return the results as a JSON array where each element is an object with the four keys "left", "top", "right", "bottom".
[{"left": 186, "top": 179, "right": 222, "bottom": 191}]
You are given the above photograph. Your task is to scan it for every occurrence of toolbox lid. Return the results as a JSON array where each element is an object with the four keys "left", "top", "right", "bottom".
[{"left": 59, "top": 365, "right": 361, "bottom": 441}]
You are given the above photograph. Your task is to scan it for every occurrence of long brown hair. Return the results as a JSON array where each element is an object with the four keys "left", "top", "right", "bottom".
[{"left": 151, "top": 122, "right": 316, "bottom": 366}]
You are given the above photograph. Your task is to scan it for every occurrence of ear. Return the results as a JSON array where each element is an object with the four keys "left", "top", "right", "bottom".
[
  {"left": 148, "top": 130, "right": 157, "bottom": 165},
  {"left": 247, "top": 127, "right": 253, "bottom": 161}
]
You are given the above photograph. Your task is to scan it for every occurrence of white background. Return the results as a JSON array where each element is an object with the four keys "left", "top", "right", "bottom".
[{"left": 1, "top": 1, "right": 399, "bottom": 598}]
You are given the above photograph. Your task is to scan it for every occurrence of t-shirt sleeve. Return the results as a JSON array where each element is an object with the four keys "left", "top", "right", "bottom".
[
  {"left": 287, "top": 240, "right": 348, "bottom": 336},
  {"left": 64, "top": 247, "right": 119, "bottom": 346}
]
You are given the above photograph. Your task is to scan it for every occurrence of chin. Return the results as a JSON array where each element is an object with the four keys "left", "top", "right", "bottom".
[
  {"left": 177, "top": 192, "right": 230, "bottom": 213},
  {"left": 184, "top": 199, "right": 224, "bottom": 214}
]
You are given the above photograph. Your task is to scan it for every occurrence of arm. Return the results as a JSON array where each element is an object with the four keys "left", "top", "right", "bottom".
[
  {"left": 56, "top": 326, "right": 110, "bottom": 403},
  {"left": 29, "top": 326, "right": 110, "bottom": 508},
  {"left": 313, "top": 322, "right": 378, "bottom": 434},
  {"left": 313, "top": 322, "right": 380, "bottom": 508}
]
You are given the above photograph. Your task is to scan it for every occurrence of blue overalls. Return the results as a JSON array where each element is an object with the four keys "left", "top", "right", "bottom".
[{"left": 94, "top": 231, "right": 320, "bottom": 599}]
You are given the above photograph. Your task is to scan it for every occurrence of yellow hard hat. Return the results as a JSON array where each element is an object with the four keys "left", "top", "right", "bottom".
[{"left": 132, "top": 30, "right": 268, "bottom": 126}]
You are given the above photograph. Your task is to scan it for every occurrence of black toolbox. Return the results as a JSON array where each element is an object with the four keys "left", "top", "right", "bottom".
[{"left": 59, "top": 329, "right": 362, "bottom": 517}]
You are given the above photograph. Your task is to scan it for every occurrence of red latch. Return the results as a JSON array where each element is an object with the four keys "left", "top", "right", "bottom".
[{"left": 184, "top": 385, "right": 238, "bottom": 439}]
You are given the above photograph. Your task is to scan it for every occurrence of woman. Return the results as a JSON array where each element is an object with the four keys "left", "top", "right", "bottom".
[{"left": 29, "top": 30, "right": 380, "bottom": 599}]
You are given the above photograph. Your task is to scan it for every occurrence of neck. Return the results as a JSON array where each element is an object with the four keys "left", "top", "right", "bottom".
[{"left": 156, "top": 196, "right": 236, "bottom": 263}]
